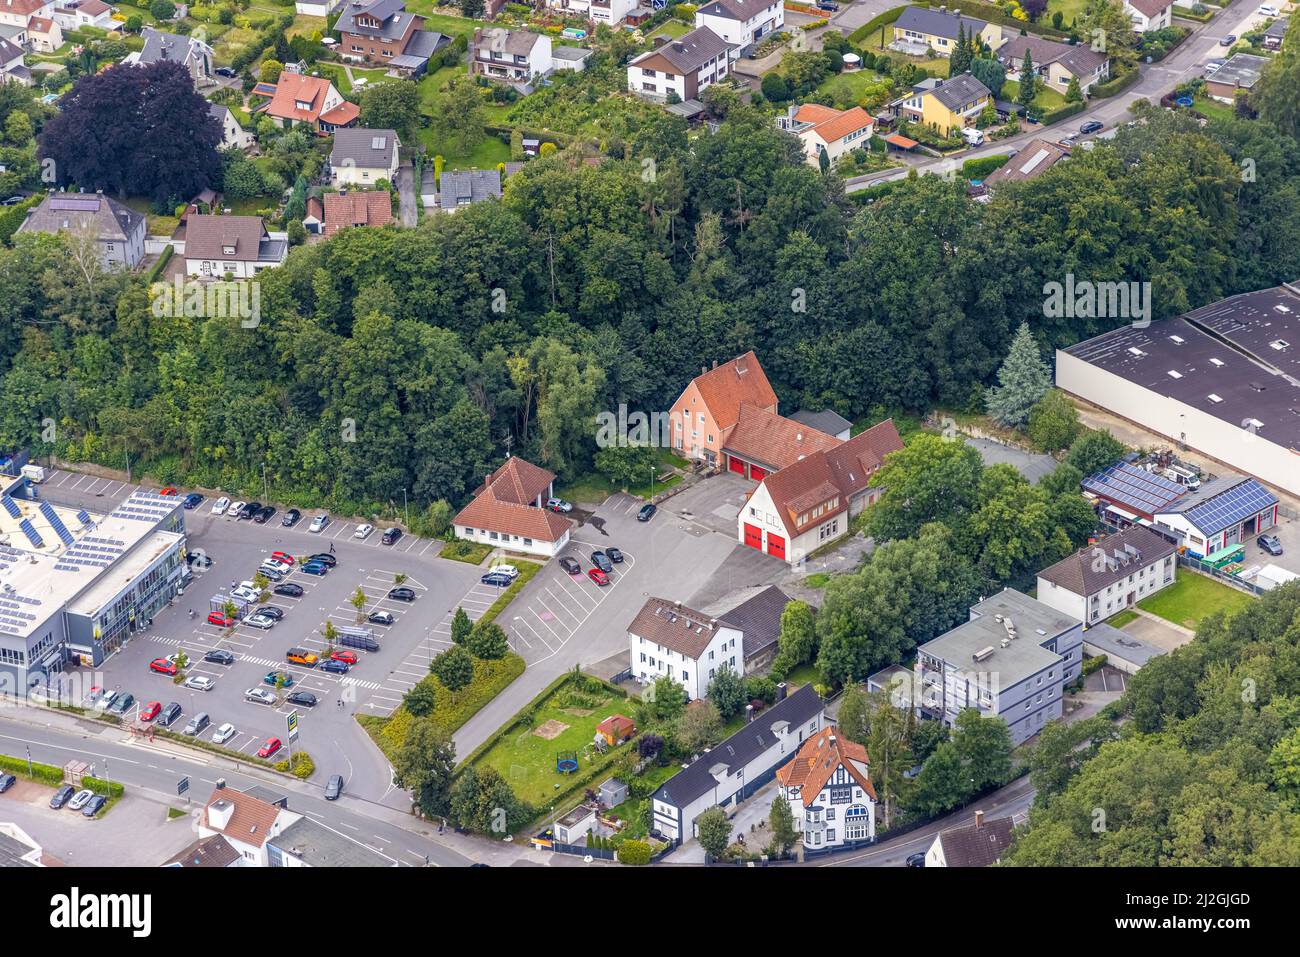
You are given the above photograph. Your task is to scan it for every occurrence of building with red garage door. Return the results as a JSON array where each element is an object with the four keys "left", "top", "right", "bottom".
[
  {"left": 669, "top": 351, "right": 778, "bottom": 468},
  {"left": 738, "top": 419, "right": 904, "bottom": 566}
]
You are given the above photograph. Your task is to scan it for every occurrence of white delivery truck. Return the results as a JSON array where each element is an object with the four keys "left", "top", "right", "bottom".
[
  {"left": 20, "top": 464, "right": 45, "bottom": 483},
  {"left": 961, "top": 127, "right": 985, "bottom": 147}
]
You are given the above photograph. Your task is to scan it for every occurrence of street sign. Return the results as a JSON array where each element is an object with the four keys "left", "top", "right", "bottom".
[
  {"left": 286, "top": 710, "right": 299, "bottom": 741},
  {"left": 177, "top": 776, "right": 189, "bottom": 796}
]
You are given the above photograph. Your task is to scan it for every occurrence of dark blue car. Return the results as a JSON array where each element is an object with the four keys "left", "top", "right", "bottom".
[
  {"left": 300, "top": 562, "right": 328, "bottom": 576},
  {"left": 82, "top": 794, "right": 107, "bottom": 818},
  {"left": 319, "top": 658, "right": 350, "bottom": 675},
  {"left": 182, "top": 493, "right": 204, "bottom": 509},
  {"left": 481, "top": 572, "right": 513, "bottom": 587}
]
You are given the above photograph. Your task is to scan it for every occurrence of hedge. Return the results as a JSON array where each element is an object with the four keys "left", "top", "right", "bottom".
[
  {"left": 0, "top": 752, "right": 65, "bottom": 786},
  {"left": 1039, "top": 100, "right": 1087, "bottom": 126},
  {"left": 962, "top": 154, "right": 1010, "bottom": 179},
  {"left": 144, "top": 244, "right": 173, "bottom": 284},
  {"left": 617, "top": 839, "right": 652, "bottom": 865},
  {"left": 1089, "top": 66, "right": 1139, "bottom": 100},
  {"left": 274, "top": 751, "right": 315, "bottom": 779},
  {"left": 847, "top": 5, "right": 906, "bottom": 46},
  {"left": 82, "top": 775, "right": 126, "bottom": 799},
  {"left": 1171, "top": 4, "right": 1215, "bottom": 20},
  {"left": 478, "top": 561, "right": 543, "bottom": 627},
  {"left": 0, "top": 194, "right": 42, "bottom": 246}
]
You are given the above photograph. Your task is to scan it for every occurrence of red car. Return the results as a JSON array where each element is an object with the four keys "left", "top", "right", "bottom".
[
  {"left": 270, "top": 551, "right": 295, "bottom": 565},
  {"left": 257, "top": 737, "right": 282, "bottom": 759},
  {"left": 207, "top": 611, "right": 233, "bottom": 627},
  {"left": 139, "top": 701, "right": 161, "bottom": 722},
  {"left": 149, "top": 657, "right": 177, "bottom": 676},
  {"left": 331, "top": 650, "right": 358, "bottom": 665},
  {"left": 159, "top": 487, "right": 178, "bottom": 495},
  {"left": 587, "top": 568, "right": 609, "bottom": 586}
]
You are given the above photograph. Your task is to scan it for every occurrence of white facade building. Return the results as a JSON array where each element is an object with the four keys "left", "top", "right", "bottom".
[
  {"left": 628, "top": 596, "right": 741, "bottom": 700},
  {"left": 775, "top": 726, "right": 876, "bottom": 852},
  {"left": 693, "top": 0, "right": 782, "bottom": 49},
  {"left": 1035, "top": 524, "right": 1177, "bottom": 626},
  {"left": 1123, "top": 0, "right": 1173, "bottom": 32}
]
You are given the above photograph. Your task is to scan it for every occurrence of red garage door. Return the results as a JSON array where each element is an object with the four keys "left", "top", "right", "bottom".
[
  {"left": 729, "top": 456, "right": 747, "bottom": 475},
  {"left": 767, "top": 533, "right": 786, "bottom": 560},
  {"left": 750, "top": 465, "right": 768, "bottom": 481},
  {"left": 743, "top": 523, "right": 762, "bottom": 550}
]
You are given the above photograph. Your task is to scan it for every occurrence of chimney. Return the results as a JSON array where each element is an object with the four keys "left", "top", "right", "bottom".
[
  {"left": 775, "top": 681, "right": 787, "bottom": 702},
  {"left": 974, "top": 809, "right": 985, "bottom": 829},
  {"left": 675, "top": 600, "right": 681, "bottom": 608},
  {"left": 712, "top": 359, "right": 718, "bottom": 369},
  {"left": 216, "top": 778, "right": 226, "bottom": 790},
  {"left": 208, "top": 798, "right": 234, "bottom": 831}
]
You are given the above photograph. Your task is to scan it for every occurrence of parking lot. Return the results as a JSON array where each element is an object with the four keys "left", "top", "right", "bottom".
[{"left": 41, "top": 472, "right": 483, "bottom": 802}]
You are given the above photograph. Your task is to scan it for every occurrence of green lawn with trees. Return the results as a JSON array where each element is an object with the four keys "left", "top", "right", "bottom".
[{"left": 1137, "top": 573, "right": 1255, "bottom": 631}]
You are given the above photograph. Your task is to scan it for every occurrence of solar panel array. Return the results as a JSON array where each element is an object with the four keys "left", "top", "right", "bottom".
[
  {"left": 1082, "top": 463, "right": 1186, "bottom": 515},
  {"left": 1185, "top": 479, "right": 1278, "bottom": 536},
  {"left": 17, "top": 518, "right": 44, "bottom": 549},
  {"left": 0, "top": 591, "right": 40, "bottom": 633},
  {"left": 48, "top": 197, "right": 101, "bottom": 212},
  {"left": 38, "top": 501, "right": 76, "bottom": 546},
  {"left": 77, "top": 509, "right": 93, "bottom": 526},
  {"left": 1, "top": 496, "right": 20, "bottom": 518}
]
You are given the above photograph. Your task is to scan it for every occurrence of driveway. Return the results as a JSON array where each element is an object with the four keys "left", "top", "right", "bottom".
[
  {"left": 663, "top": 778, "right": 782, "bottom": 864},
  {"left": 830, "top": 0, "right": 901, "bottom": 33},
  {"left": 397, "top": 161, "right": 417, "bottom": 228},
  {"left": 662, "top": 471, "right": 754, "bottom": 536},
  {"left": 965, "top": 437, "right": 1057, "bottom": 484}
]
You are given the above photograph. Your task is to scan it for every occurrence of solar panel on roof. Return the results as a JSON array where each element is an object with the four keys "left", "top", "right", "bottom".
[
  {"left": 17, "top": 518, "right": 44, "bottom": 549},
  {"left": 48, "top": 197, "right": 101, "bottom": 211},
  {"left": 39, "top": 501, "right": 76, "bottom": 546},
  {"left": 1184, "top": 480, "right": 1277, "bottom": 535},
  {"left": 1, "top": 496, "right": 20, "bottom": 518},
  {"left": 1083, "top": 463, "right": 1186, "bottom": 514},
  {"left": 77, "top": 509, "right": 92, "bottom": 525}
]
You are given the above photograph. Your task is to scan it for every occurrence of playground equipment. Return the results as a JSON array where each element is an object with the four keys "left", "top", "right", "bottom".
[{"left": 556, "top": 750, "right": 579, "bottom": 775}]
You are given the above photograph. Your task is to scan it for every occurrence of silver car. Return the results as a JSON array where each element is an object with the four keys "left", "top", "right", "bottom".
[
  {"left": 245, "top": 687, "right": 277, "bottom": 706},
  {"left": 67, "top": 788, "right": 95, "bottom": 811},
  {"left": 244, "top": 614, "right": 276, "bottom": 630},
  {"left": 183, "top": 675, "right": 215, "bottom": 692}
]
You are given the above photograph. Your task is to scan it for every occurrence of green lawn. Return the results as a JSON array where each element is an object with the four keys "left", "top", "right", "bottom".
[
  {"left": 1108, "top": 608, "right": 1140, "bottom": 629},
  {"left": 418, "top": 130, "right": 511, "bottom": 170},
  {"left": 316, "top": 63, "right": 395, "bottom": 95},
  {"left": 1193, "top": 94, "right": 1237, "bottom": 123},
  {"left": 555, "top": 469, "right": 682, "bottom": 507},
  {"left": 652, "top": 19, "right": 693, "bottom": 39},
  {"left": 1003, "top": 79, "right": 1068, "bottom": 111},
  {"left": 784, "top": 662, "right": 825, "bottom": 690},
  {"left": 803, "top": 572, "right": 831, "bottom": 589},
  {"left": 1046, "top": 0, "right": 1089, "bottom": 26},
  {"left": 439, "top": 539, "right": 494, "bottom": 565},
  {"left": 1137, "top": 572, "right": 1255, "bottom": 631},
  {"left": 473, "top": 678, "right": 633, "bottom": 807},
  {"left": 400, "top": 7, "right": 490, "bottom": 37},
  {"left": 817, "top": 69, "right": 892, "bottom": 104}
]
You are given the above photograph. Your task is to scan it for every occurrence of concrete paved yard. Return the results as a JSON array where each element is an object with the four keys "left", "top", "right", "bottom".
[{"left": 965, "top": 437, "right": 1057, "bottom": 485}]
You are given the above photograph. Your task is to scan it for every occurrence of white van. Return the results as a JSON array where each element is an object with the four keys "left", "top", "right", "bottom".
[
  {"left": 961, "top": 127, "right": 985, "bottom": 147},
  {"left": 20, "top": 464, "right": 45, "bottom": 483},
  {"left": 1165, "top": 465, "right": 1201, "bottom": 490}
]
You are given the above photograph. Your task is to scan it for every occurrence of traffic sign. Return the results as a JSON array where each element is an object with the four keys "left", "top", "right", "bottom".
[
  {"left": 286, "top": 710, "right": 299, "bottom": 741},
  {"left": 177, "top": 776, "right": 189, "bottom": 796}
]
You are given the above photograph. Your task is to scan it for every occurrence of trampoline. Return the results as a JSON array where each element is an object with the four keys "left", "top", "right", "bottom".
[{"left": 556, "top": 750, "right": 579, "bottom": 774}]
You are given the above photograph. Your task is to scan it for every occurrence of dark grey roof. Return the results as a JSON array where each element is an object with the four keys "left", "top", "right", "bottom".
[
  {"left": 17, "top": 193, "right": 144, "bottom": 243},
  {"left": 695, "top": 0, "right": 778, "bottom": 21},
  {"left": 1064, "top": 285, "right": 1300, "bottom": 452},
  {"left": 788, "top": 409, "right": 853, "bottom": 437},
  {"left": 1037, "top": 524, "right": 1176, "bottom": 596},
  {"left": 137, "top": 27, "right": 210, "bottom": 66},
  {"left": 474, "top": 26, "right": 544, "bottom": 58},
  {"left": 1080, "top": 621, "right": 1164, "bottom": 668},
  {"left": 240, "top": 784, "right": 289, "bottom": 808},
  {"left": 162, "top": 834, "right": 241, "bottom": 868},
  {"left": 0, "top": 830, "right": 39, "bottom": 867},
  {"left": 404, "top": 29, "right": 446, "bottom": 58},
  {"left": 0, "top": 37, "right": 22, "bottom": 65},
  {"left": 1209, "top": 53, "right": 1269, "bottom": 89},
  {"left": 996, "top": 34, "right": 1107, "bottom": 78},
  {"left": 937, "top": 814, "right": 1014, "bottom": 866},
  {"left": 337, "top": 0, "right": 414, "bottom": 42},
  {"left": 330, "top": 127, "right": 399, "bottom": 170},
  {"left": 1266, "top": 17, "right": 1288, "bottom": 38},
  {"left": 930, "top": 72, "right": 992, "bottom": 111},
  {"left": 633, "top": 26, "right": 733, "bottom": 74},
  {"left": 271, "top": 817, "right": 396, "bottom": 867},
  {"left": 438, "top": 168, "right": 502, "bottom": 206},
  {"left": 654, "top": 684, "right": 823, "bottom": 810},
  {"left": 551, "top": 44, "right": 592, "bottom": 62},
  {"left": 894, "top": 6, "right": 988, "bottom": 41},
  {"left": 719, "top": 585, "right": 791, "bottom": 661}
]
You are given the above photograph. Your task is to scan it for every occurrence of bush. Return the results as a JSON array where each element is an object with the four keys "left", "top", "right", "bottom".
[
  {"left": 962, "top": 154, "right": 1010, "bottom": 180},
  {"left": 1089, "top": 66, "right": 1139, "bottom": 99},
  {"left": 274, "top": 751, "right": 316, "bottom": 778},
  {"left": 1038, "top": 100, "right": 1086, "bottom": 126},
  {"left": 617, "top": 839, "right": 653, "bottom": 865}
]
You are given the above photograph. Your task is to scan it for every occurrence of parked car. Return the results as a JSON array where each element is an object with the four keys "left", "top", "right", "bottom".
[
  {"left": 1259, "top": 4, "right": 1279, "bottom": 16},
  {"left": 368, "top": 610, "right": 395, "bottom": 626},
  {"left": 212, "top": 496, "right": 231, "bottom": 514},
  {"left": 253, "top": 505, "right": 276, "bottom": 524},
  {"left": 244, "top": 613, "right": 277, "bottom": 630},
  {"left": 0, "top": 773, "right": 16, "bottom": 793},
  {"left": 486, "top": 563, "right": 518, "bottom": 580},
  {"left": 215, "top": 66, "right": 237, "bottom": 77},
  {"left": 387, "top": 586, "right": 416, "bottom": 602},
  {"left": 212, "top": 722, "right": 237, "bottom": 744},
  {"left": 270, "top": 551, "right": 295, "bottom": 565},
  {"left": 546, "top": 497, "right": 573, "bottom": 513},
  {"left": 637, "top": 503, "right": 657, "bottom": 522},
  {"left": 559, "top": 556, "right": 581, "bottom": 575},
  {"left": 606, "top": 547, "right": 624, "bottom": 563},
  {"left": 1258, "top": 534, "right": 1284, "bottom": 556},
  {"left": 286, "top": 690, "right": 318, "bottom": 707},
  {"left": 188, "top": 551, "right": 213, "bottom": 569},
  {"left": 263, "top": 670, "right": 295, "bottom": 688},
  {"left": 159, "top": 486, "right": 178, "bottom": 496},
  {"left": 331, "top": 650, "right": 358, "bottom": 665},
  {"left": 107, "top": 693, "right": 135, "bottom": 716},
  {"left": 1079, "top": 120, "right": 1103, "bottom": 134},
  {"left": 308, "top": 553, "right": 337, "bottom": 568},
  {"left": 207, "top": 611, "right": 233, "bottom": 628},
  {"left": 274, "top": 583, "right": 304, "bottom": 598},
  {"left": 590, "top": 550, "right": 613, "bottom": 573},
  {"left": 226, "top": 500, "right": 246, "bottom": 517},
  {"left": 1220, "top": 34, "right": 1237, "bottom": 45},
  {"left": 231, "top": 586, "right": 259, "bottom": 603},
  {"left": 324, "top": 774, "right": 343, "bottom": 801},
  {"left": 300, "top": 561, "right": 328, "bottom": 576},
  {"left": 239, "top": 501, "right": 262, "bottom": 520},
  {"left": 157, "top": 702, "right": 183, "bottom": 727},
  {"left": 481, "top": 571, "right": 513, "bottom": 587},
  {"left": 1206, "top": 58, "right": 1226, "bottom": 72},
  {"left": 318, "top": 658, "right": 350, "bottom": 675},
  {"left": 257, "top": 737, "right": 283, "bottom": 759},
  {"left": 286, "top": 648, "right": 318, "bottom": 667},
  {"left": 382, "top": 527, "right": 402, "bottom": 545},
  {"left": 309, "top": 513, "right": 330, "bottom": 533},
  {"left": 182, "top": 492, "right": 204, "bottom": 509},
  {"left": 183, "top": 675, "right": 215, "bottom": 692},
  {"left": 354, "top": 523, "right": 374, "bottom": 540},
  {"left": 183, "top": 712, "right": 211, "bottom": 736},
  {"left": 49, "top": 785, "right": 75, "bottom": 809},
  {"left": 282, "top": 508, "right": 301, "bottom": 527},
  {"left": 255, "top": 606, "right": 284, "bottom": 621},
  {"left": 256, "top": 564, "right": 284, "bottom": 581},
  {"left": 82, "top": 795, "right": 107, "bottom": 818},
  {"left": 906, "top": 852, "right": 926, "bottom": 867},
  {"left": 587, "top": 568, "right": 609, "bottom": 586},
  {"left": 817, "top": 0, "right": 838, "bottom": 10},
  {"left": 149, "top": 657, "right": 177, "bottom": 676},
  {"left": 68, "top": 788, "right": 94, "bottom": 811},
  {"left": 139, "top": 700, "right": 162, "bottom": 722},
  {"left": 245, "top": 687, "right": 277, "bottom": 705}
]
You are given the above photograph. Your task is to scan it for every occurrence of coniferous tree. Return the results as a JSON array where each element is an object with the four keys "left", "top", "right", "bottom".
[
  {"left": 986, "top": 322, "right": 1051, "bottom": 429},
  {"left": 1017, "top": 51, "right": 1037, "bottom": 112}
]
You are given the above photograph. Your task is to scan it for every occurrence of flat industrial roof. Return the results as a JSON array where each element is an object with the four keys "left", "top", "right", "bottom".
[
  {"left": 1081, "top": 621, "right": 1164, "bottom": 668},
  {"left": 1064, "top": 284, "right": 1300, "bottom": 452},
  {"left": 0, "top": 484, "right": 182, "bottom": 637},
  {"left": 918, "top": 589, "right": 1077, "bottom": 686}
]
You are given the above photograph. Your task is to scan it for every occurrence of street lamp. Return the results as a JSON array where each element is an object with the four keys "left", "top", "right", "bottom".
[
  {"left": 262, "top": 462, "right": 269, "bottom": 502},
  {"left": 402, "top": 487, "right": 409, "bottom": 527}
]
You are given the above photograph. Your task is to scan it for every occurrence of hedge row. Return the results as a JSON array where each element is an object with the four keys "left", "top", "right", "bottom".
[
  {"left": 962, "top": 154, "right": 1011, "bottom": 179},
  {"left": 1171, "top": 4, "right": 1215, "bottom": 21},
  {"left": 144, "top": 245, "right": 173, "bottom": 284},
  {"left": 82, "top": 775, "right": 126, "bottom": 799},
  {"left": 0, "top": 194, "right": 42, "bottom": 246},
  {"left": 0, "top": 753, "right": 65, "bottom": 787},
  {"left": 847, "top": 5, "right": 907, "bottom": 46},
  {"left": 1089, "top": 66, "right": 1139, "bottom": 99},
  {"left": 478, "top": 561, "right": 544, "bottom": 626},
  {"left": 1039, "top": 100, "right": 1087, "bottom": 126}
]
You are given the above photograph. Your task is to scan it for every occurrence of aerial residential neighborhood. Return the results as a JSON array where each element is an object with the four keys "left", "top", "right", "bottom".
[{"left": 0, "top": 0, "right": 1295, "bottom": 925}]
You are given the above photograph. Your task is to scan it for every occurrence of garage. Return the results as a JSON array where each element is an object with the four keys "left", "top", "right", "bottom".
[
  {"left": 749, "top": 465, "right": 768, "bottom": 481},
  {"left": 767, "top": 533, "right": 785, "bottom": 560},
  {"left": 743, "top": 523, "right": 762, "bottom": 550},
  {"left": 729, "top": 456, "right": 746, "bottom": 476}
]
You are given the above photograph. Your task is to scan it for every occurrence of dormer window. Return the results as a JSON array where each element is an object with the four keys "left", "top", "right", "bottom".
[{"left": 222, "top": 244, "right": 236, "bottom": 256}]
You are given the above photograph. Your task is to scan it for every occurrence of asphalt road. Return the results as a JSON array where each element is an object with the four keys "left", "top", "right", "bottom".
[{"left": 845, "top": 0, "right": 1269, "bottom": 193}]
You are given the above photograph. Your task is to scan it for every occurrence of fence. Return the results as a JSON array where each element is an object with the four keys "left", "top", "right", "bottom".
[{"left": 1177, "top": 555, "right": 1266, "bottom": 596}]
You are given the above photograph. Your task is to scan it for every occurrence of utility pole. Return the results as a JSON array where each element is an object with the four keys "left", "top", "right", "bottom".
[
  {"left": 402, "top": 487, "right": 408, "bottom": 527},
  {"left": 262, "top": 462, "right": 269, "bottom": 502}
]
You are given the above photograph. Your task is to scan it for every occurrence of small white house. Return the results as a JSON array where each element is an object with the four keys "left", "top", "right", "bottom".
[
  {"left": 1123, "top": 0, "right": 1172, "bottom": 32},
  {"left": 208, "top": 104, "right": 254, "bottom": 151},
  {"left": 628, "top": 596, "right": 742, "bottom": 701},
  {"left": 329, "top": 127, "right": 400, "bottom": 187},
  {"left": 694, "top": 0, "right": 782, "bottom": 49},
  {"left": 452, "top": 455, "right": 572, "bottom": 559}
]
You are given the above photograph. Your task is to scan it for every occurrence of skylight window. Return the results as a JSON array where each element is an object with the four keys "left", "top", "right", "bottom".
[
  {"left": 1128, "top": 346, "right": 1146, "bottom": 357},
  {"left": 1167, "top": 370, "right": 1183, "bottom": 379},
  {"left": 1210, "top": 357, "right": 1224, "bottom": 367},
  {"left": 1207, "top": 394, "right": 1223, "bottom": 403},
  {"left": 1271, "top": 339, "right": 1290, "bottom": 351},
  {"left": 1169, "top": 335, "right": 1185, "bottom": 344}
]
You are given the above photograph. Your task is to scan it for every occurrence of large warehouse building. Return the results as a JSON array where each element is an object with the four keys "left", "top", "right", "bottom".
[
  {"left": 0, "top": 474, "right": 188, "bottom": 693},
  {"left": 1056, "top": 283, "right": 1300, "bottom": 500}
]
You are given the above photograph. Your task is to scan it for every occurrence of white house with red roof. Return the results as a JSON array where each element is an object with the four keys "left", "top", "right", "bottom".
[
  {"left": 739, "top": 419, "right": 903, "bottom": 564},
  {"left": 778, "top": 103, "right": 875, "bottom": 168},
  {"left": 0, "top": 0, "right": 53, "bottom": 29},
  {"left": 452, "top": 456, "right": 572, "bottom": 558},
  {"left": 776, "top": 726, "right": 876, "bottom": 851},
  {"left": 257, "top": 72, "right": 359, "bottom": 132},
  {"left": 1122, "top": 0, "right": 1172, "bottom": 32}
]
